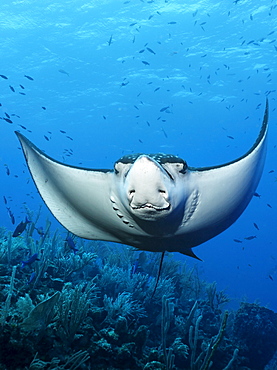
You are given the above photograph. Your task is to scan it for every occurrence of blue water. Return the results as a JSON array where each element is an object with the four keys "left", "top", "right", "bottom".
[{"left": 0, "top": 0, "right": 276, "bottom": 311}]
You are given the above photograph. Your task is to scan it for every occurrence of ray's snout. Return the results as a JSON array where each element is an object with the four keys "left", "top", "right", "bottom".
[{"left": 124, "top": 155, "right": 171, "bottom": 217}]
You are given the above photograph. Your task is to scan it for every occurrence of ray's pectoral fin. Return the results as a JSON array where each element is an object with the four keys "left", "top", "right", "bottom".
[
  {"left": 182, "top": 98, "right": 269, "bottom": 248},
  {"left": 15, "top": 131, "right": 123, "bottom": 243}
]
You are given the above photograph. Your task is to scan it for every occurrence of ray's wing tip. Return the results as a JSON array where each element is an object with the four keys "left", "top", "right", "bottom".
[
  {"left": 257, "top": 98, "right": 269, "bottom": 141},
  {"left": 15, "top": 130, "right": 28, "bottom": 144},
  {"left": 15, "top": 131, "right": 38, "bottom": 153},
  {"left": 15, "top": 130, "right": 21, "bottom": 138},
  {"left": 264, "top": 97, "right": 269, "bottom": 124}
]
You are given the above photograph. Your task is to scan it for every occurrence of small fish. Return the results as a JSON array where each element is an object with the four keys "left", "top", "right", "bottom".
[
  {"left": 27, "top": 272, "right": 36, "bottom": 284},
  {"left": 129, "top": 22, "right": 137, "bottom": 27},
  {"left": 154, "top": 87, "right": 160, "bottom": 92},
  {"left": 66, "top": 135, "right": 73, "bottom": 140},
  {"left": 121, "top": 81, "right": 129, "bottom": 87},
  {"left": 146, "top": 47, "right": 156, "bottom": 55},
  {"left": 4, "top": 164, "right": 10, "bottom": 175},
  {"left": 19, "top": 84, "right": 25, "bottom": 89},
  {"left": 244, "top": 235, "right": 257, "bottom": 240},
  {"left": 7, "top": 208, "right": 15, "bottom": 224},
  {"left": 44, "top": 135, "right": 50, "bottom": 141},
  {"left": 9, "top": 85, "right": 15, "bottom": 92},
  {"left": 268, "top": 170, "right": 274, "bottom": 173},
  {"left": 142, "top": 61, "right": 150, "bottom": 65},
  {"left": 233, "top": 239, "right": 242, "bottom": 243},
  {"left": 60, "top": 130, "right": 66, "bottom": 134},
  {"left": 168, "top": 21, "right": 177, "bottom": 24},
  {"left": 65, "top": 236, "right": 78, "bottom": 254},
  {"left": 267, "top": 203, "right": 272, "bottom": 208},
  {"left": 21, "top": 253, "right": 39, "bottom": 268},
  {"left": 4, "top": 112, "right": 10, "bottom": 118},
  {"left": 253, "top": 192, "right": 261, "bottom": 198},
  {"left": 3, "top": 118, "right": 13, "bottom": 124},
  {"left": 227, "top": 135, "right": 234, "bottom": 139},
  {"left": 42, "top": 106, "right": 46, "bottom": 110},
  {"left": 161, "top": 128, "right": 168, "bottom": 138},
  {"left": 13, "top": 217, "right": 31, "bottom": 237},
  {"left": 58, "top": 69, "right": 69, "bottom": 76},
  {"left": 3, "top": 196, "right": 7, "bottom": 205},
  {"left": 131, "top": 251, "right": 147, "bottom": 274},
  {"left": 108, "top": 35, "right": 113, "bottom": 46},
  {"left": 253, "top": 223, "right": 259, "bottom": 230},
  {"left": 269, "top": 275, "right": 274, "bottom": 281},
  {"left": 24, "top": 75, "right": 34, "bottom": 80},
  {"left": 160, "top": 106, "right": 170, "bottom": 112},
  {"left": 0, "top": 74, "right": 8, "bottom": 79}
]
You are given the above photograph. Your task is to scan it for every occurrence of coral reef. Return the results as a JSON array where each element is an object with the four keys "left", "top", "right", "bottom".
[
  {"left": 232, "top": 302, "right": 277, "bottom": 370},
  {"left": 0, "top": 212, "right": 276, "bottom": 369}
]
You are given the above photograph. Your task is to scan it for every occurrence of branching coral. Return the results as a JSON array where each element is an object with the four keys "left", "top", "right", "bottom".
[
  {"left": 161, "top": 295, "right": 175, "bottom": 370},
  {"left": 28, "top": 350, "right": 90, "bottom": 369},
  {"left": 56, "top": 280, "right": 98, "bottom": 345},
  {"left": 189, "top": 310, "right": 229, "bottom": 370},
  {"left": 0, "top": 265, "right": 16, "bottom": 327},
  {"left": 103, "top": 291, "right": 146, "bottom": 324}
]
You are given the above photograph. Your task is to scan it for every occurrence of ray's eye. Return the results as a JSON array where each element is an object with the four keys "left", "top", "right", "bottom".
[
  {"left": 179, "top": 162, "right": 187, "bottom": 174},
  {"left": 114, "top": 162, "right": 132, "bottom": 177}
]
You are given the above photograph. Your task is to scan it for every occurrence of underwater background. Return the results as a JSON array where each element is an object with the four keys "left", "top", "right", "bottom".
[{"left": 0, "top": 0, "right": 277, "bottom": 369}]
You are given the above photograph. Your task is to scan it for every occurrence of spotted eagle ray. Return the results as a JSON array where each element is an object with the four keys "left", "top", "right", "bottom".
[{"left": 15, "top": 101, "right": 268, "bottom": 265}]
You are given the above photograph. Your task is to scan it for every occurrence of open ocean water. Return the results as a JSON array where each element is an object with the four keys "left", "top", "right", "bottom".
[{"left": 0, "top": 1, "right": 277, "bottom": 369}]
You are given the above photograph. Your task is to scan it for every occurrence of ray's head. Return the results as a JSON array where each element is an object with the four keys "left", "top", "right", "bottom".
[{"left": 114, "top": 153, "right": 188, "bottom": 221}]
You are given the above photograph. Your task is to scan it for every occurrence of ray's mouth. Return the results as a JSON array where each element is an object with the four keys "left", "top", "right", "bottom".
[{"left": 131, "top": 203, "right": 171, "bottom": 212}]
